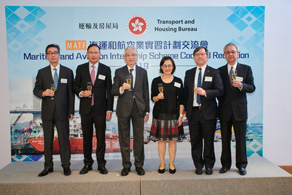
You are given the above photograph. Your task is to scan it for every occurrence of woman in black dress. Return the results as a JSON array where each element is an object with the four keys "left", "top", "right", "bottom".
[{"left": 150, "top": 56, "right": 184, "bottom": 174}]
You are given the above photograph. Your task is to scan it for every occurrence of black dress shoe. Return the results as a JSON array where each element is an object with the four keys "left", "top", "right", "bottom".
[
  {"left": 239, "top": 168, "right": 247, "bottom": 175},
  {"left": 169, "top": 165, "right": 176, "bottom": 174},
  {"left": 205, "top": 168, "right": 213, "bottom": 175},
  {"left": 98, "top": 166, "right": 108, "bottom": 174},
  {"left": 136, "top": 167, "right": 145, "bottom": 176},
  {"left": 121, "top": 167, "right": 131, "bottom": 176},
  {"left": 63, "top": 167, "right": 71, "bottom": 176},
  {"left": 80, "top": 165, "right": 92, "bottom": 175},
  {"left": 158, "top": 164, "right": 165, "bottom": 174},
  {"left": 219, "top": 167, "right": 229, "bottom": 173},
  {"left": 158, "top": 168, "right": 165, "bottom": 174},
  {"left": 38, "top": 168, "right": 53, "bottom": 177},
  {"left": 195, "top": 169, "right": 203, "bottom": 175}
]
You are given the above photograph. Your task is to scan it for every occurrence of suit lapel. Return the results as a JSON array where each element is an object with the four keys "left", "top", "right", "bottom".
[
  {"left": 84, "top": 62, "right": 91, "bottom": 84},
  {"left": 190, "top": 67, "right": 196, "bottom": 89},
  {"left": 57, "top": 65, "right": 64, "bottom": 91},
  {"left": 123, "top": 65, "right": 129, "bottom": 75},
  {"left": 46, "top": 65, "right": 54, "bottom": 86},
  {"left": 122, "top": 65, "right": 130, "bottom": 84},
  {"left": 236, "top": 63, "right": 242, "bottom": 77},
  {"left": 222, "top": 64, "right": 232, "bottom": 87},
  {"left": 134, "top": 66, "right": 141, "bottom": 89},
  {"left": 202, "top": 65, "right": 210, "bottom": 87},
  {"left": 95, "top": 63, "right": 103, "bottom": 86}
]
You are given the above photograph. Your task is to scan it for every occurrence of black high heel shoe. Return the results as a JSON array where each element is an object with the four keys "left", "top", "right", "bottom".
[
  {"left": 158, "top": 164, "right": 165, "bottom": 174},
  {"left": 169, "top": 165, "right": 176, "bottom": 174}
]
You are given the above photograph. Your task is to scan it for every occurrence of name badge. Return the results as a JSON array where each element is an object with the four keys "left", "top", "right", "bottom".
[
  {"left": 205, "top": 76, "right": 212, "bottom": 82},
  {"left": 98, "top": 74, "right": 106, "bottom": 80},
  {"left": 174, "top": 82, "right": 181, "bottom": 88},
  {"left": 61, "top": 78, "right": 67, "bottom": 83},
  {"left": 236, "top": 76, "right": 243, "bottom": 82}
]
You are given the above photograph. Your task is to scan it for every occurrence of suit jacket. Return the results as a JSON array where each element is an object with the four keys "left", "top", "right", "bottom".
[
  {"left": 218, "top": 63, "right": 255, "bottom": 121},
  {"left": 33, "top": 65, "right": 75, "bottom": 121},
  {"left": 184, "top": 65, "right": 223, "bottom": 121},
  {"left": 111, "top": 65, "right": 149, "bottom": 117},
  {"left": 73, "top": 62, "right": 113, "bottom": 115}
]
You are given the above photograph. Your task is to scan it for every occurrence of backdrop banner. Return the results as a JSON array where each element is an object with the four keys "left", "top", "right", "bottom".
[{"left": 6, "top": 6, "right": 264, "bottom": 162}]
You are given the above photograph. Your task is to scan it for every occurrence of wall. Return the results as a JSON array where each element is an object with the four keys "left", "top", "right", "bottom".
[{"left": 0, "top": 0, "right": 291, "bottom": 169}]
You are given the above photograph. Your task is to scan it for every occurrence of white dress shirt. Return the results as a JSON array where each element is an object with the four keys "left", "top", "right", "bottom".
[{"left": 50, "top": 64, "right": 60, "bottom": 80}]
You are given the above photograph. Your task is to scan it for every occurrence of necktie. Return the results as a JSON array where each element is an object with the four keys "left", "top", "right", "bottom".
[
  {"left": 130, "top": 68, "right": 134, "bottom": 90},
  {"left": 229, "top": 67, "right": 234, "bottom": 85},
  {"left": 197, "top": 68, "right": 202, "bottom": 105},
  {"left": 91, "top": 65, "right": 95, "bottom": 106},
  {"left": 53, "top": 68, "right": 58, "bottom": 90}
]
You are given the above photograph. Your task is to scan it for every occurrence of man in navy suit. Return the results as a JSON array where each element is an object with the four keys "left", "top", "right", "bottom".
[
  {"left": 184, "top": 46, "right": 223, "bottom": 175},
  {"left": 74, "top": 44, "right": 113, "bottom": 175},
  {"left": 218, "top": 43, "right": 255, "bottom": 175},
  {"left": 111, "top": 46, "right": 149, "bottom": 176},
  {"left": 33, "top": 44, "right": 74, "bottom": 177}
]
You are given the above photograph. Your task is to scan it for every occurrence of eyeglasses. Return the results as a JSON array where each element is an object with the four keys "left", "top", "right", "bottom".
[
  {"left": 125, "top": 54, "right": 137, "bottom": 58},
  {"left": 224, "top": 51, "right": 238, "bottom": 55},
  {"left": 194, "top": 53, "right": 207, "bottom": 57},
  {"left": 88, "top": 52, "right": 100, "bottom": 55},
  {"left": 162, "top": 65, "right": 173, "bottom": 69},
  {"left": 46, "top": 52, "right": 59, "bottom": 56}
]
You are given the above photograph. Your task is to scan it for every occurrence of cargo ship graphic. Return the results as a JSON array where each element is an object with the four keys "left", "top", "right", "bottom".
[
  {"left": 11, "top": 113, "right": 133, "bottom": 155},
  {"left": 27, "top": 133, "right": 131, "bottom": 154}
]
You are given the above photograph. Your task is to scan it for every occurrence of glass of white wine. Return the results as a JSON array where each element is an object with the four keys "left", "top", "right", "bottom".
[
  {"left": 50, "top": 84, "right": 55, "bottom": 100},
  {"left": 232, "top": 69, "right": 237, "bottom": 81},
  {"left": 126, "top": 75, "right": 132, "bottom": 91},
  {"left": 87, "top": 82, "right": 92, "bottom": 98},
  {"left": 158, "top": 83, "right": 164, "bottom": 99}
]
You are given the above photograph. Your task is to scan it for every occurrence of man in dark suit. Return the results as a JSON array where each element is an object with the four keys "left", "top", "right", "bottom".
[
  {"left": 33, "top": 44, "right": 74, "bottom": 177},
  {"left": 111, "top": 46, "right": 149, "bottom": 176},
  {"left": 218, "top": 43, "right": 255, "bottom": 176},
  {"left": 74, "top": 44, "right": 113, "bottom": 175},
  {"left": 184, "top": 46, "right": 223, "bottom": 175}
]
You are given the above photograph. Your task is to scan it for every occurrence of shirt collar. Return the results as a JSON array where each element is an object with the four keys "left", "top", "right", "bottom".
[
  {"left": 50, "top": 64, "right": 60, "bottom": 71},
  {"left": 228, "top": 62, "right": 237, "bottom": 70},
  {"left": 89, "top": 62, "right": 99, "bottom": 68},
  {"left": 127, "top": 64, "right": 135, "bottom": 71},
  {"left": 197, "top": 64, "right": 207, "bottom": 71}
]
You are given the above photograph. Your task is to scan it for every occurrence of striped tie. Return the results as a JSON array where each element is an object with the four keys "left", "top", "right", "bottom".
[
  {"left": 91, "top": 65, "right": 95, "bottom": 106},
  {"left": 197, "top": 68, "right": 202, "bottom": 105}
]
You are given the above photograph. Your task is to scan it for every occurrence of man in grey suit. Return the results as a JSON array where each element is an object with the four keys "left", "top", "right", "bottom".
[
  {"left": 33, "top": 44, "right": 74, "bottom": 177},
  {"left": 218, "top": 43, "right": 256, "bottom": 175},
  {"left": 112, "top": 46, "right": 149, "bottom": 176}
]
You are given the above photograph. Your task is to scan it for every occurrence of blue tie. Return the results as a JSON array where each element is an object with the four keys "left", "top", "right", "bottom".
[
  {"left": 197, "top": 68, "right": 202, "bottom": 105},
  {"left": 53, "top": 68, "right": 58, "bottom": 89}
]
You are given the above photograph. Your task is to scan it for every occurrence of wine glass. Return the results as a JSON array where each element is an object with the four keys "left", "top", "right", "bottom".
[
  {"left": 126, "top": 75, "right": 132, "bottom": 91},
  {"left": 158, "top": 83, "right": 164, "bottom": 99},
  {"left": 232, "top": 69, "right": 237, "bottom": 81},
  {"left": 50, "top": 84, "right": 55, "bottom": 100},
  {"left": 87, "top": 82, "right": 92, "bottom": 98}
]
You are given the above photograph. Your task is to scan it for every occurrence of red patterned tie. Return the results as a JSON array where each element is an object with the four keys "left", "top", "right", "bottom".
[{"left": 91, "top": 65, "right": 95, "bottom": 106}]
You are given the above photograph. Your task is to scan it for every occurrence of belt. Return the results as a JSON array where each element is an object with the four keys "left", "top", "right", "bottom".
[{"left": 193, "top": 106, "right": 201, "bottom": 110}]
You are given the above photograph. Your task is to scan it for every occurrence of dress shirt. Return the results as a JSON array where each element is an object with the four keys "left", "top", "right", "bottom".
[
  {"left": 227, "top": 62, "right": 237, "bottom": 75},
  {"left": 50, "top": 64, "right": 60, "bottom": 80},
  {"left": 79, "top": 62, "right": 99, "bottom": 98}
]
